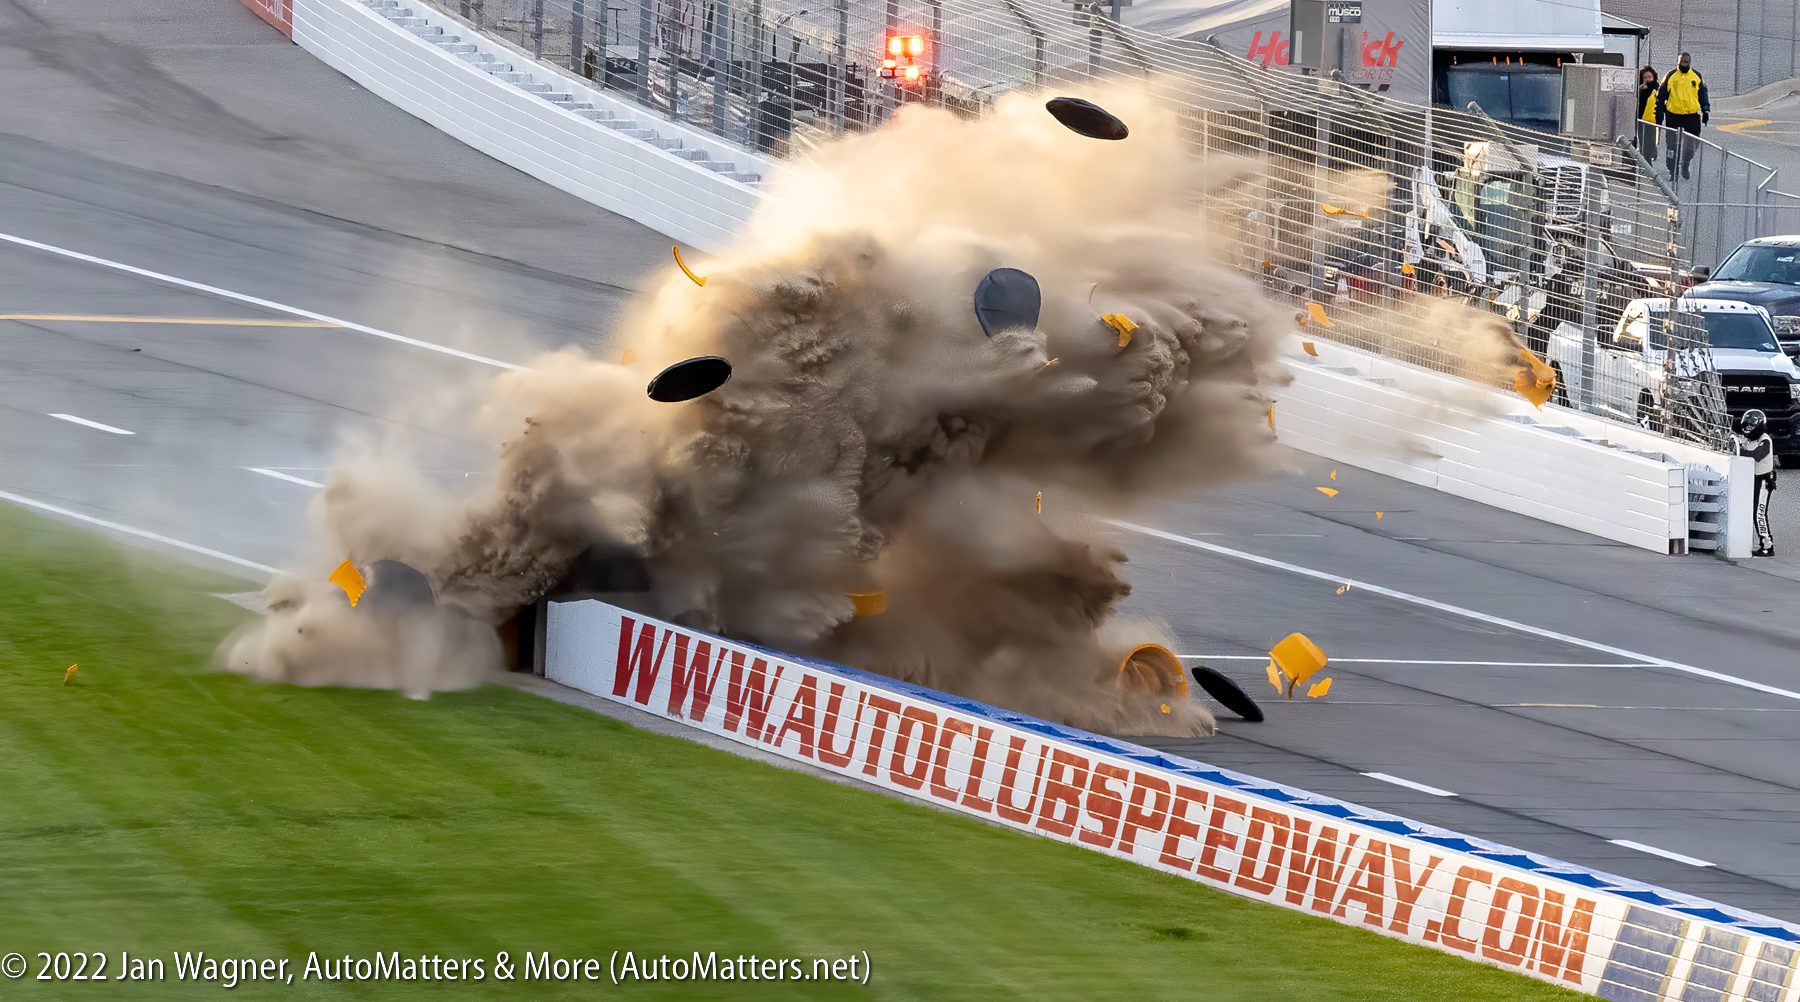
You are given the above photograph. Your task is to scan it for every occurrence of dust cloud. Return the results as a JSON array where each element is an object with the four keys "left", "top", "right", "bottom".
[{"left": 222, "top": 86, "right": 1314, "bottom": 736}]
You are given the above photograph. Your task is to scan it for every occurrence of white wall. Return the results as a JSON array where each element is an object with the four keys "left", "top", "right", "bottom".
[
  {"left": 289, "top": 0, "right": 762, "bottom": 252},
  {"left": 545, "top": 600, "right": 1800, "bottom": 1001},
  {"left": 1277, "top": 338, "right": 1706, "bottom": 553}
]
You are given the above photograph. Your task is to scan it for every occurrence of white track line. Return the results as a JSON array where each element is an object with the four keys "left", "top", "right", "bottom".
[
  {"left": 0, "top": 489, "right": 275, "bottom": 574},
  {"left": 49, "top": 413, "right": 135, "bottom": 436},
  {"left": 1361, "top": 772, "right": 1456, "bottom": 797},
  {"left": 0, "top": 231, "right": 521, "bottom": 371},
  {"left": 247, "top": 467, "right": 325, "bottom": 489},
  {"left": 1178, "top": 656, "right": 1645, "bottom": 667},
  {"left": 1114, "top": 519, "right": 1800, "bottom": 702},
  {"left": 1609, "top": 839, "right": 1716, "bottom": 868}
]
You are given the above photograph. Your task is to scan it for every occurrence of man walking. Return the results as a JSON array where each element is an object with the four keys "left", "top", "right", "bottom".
[{"left": 1659, "top": 52, "right": 1710, "bottom": 181}]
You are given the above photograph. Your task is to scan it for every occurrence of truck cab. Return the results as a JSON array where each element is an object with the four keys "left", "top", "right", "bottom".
[{"left": 1547, "top": 298, "right": 1800, "bottom": 458}]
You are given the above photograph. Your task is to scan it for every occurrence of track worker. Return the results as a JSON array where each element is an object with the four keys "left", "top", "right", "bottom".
[
  {"left": 1659, "top": 52, "right": 1710, "bottom": 181},
  {"left": 1636, "top": 66, "right": 1660, "bottom": 165},
  {"left": 1737, "top": 409, "right": 1778, "bottom": 557}
]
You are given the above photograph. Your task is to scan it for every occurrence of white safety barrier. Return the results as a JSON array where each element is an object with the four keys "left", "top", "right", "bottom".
[
  {"left": 1274, "top": 338, "right": 1724, "bottom": 555},
  {"left": 544, "top": 601, "right": 1800, "bottom": 1000},
  {"left": 287, "top": 0, "right": 764, "bottom": 251}
]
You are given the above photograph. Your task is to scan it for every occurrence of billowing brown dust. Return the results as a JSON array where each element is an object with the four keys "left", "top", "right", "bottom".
[{"left": 222, "top": 87, "right": 1377, "bottom": 736}]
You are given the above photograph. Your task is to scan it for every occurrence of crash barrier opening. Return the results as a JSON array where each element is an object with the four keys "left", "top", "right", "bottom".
[
  {"left": 413, "top": 0, "right": 1751, "bottom": 456},
  {"left": 542, "top": 599, "right": 1800, "bottom": 1000}
]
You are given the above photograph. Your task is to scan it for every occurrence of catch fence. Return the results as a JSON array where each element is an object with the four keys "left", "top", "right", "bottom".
[{"left": 426, "top": 0, "right": 1733, "bottom": 450}]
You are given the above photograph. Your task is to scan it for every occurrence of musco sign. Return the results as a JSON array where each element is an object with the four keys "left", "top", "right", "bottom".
[{"left": 544, "top": 601, "right": 1800, "bottom": 999}]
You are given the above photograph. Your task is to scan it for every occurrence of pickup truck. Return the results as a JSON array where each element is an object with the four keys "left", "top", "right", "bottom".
[
  {"left": 1547, "top": 297, "right": 1800, "bottom": 460},
  {"left": 1687, "top": 236, "right": 1800, "bottom": 360}
]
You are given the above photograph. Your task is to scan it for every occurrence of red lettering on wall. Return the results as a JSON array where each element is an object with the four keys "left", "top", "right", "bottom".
[
  {"left": 1233, "top": 807, "right": 1290, "bottom": 896},
  {"left": 1195, "top": 797, "right": 1247, "bottom": 882},
  {"left": 859, "top": 695, "right": 902, "bottom": 777},
  {"left": 1284, "top": 819, "right": 1360, "bottom": 914},
  {"left": 994, "top": 736, "right": 1047, "bottom": 824},
  {"left": 960, "top": 726, "right": 998, "bottom": 814},
  {"left": 666, "top": 634, "right": 724, "bottom": 720},
  {"left": 1386, "top": 845, "right": 1445, "bottom": 935},
  {"left": 1034, "top": 748, "right": 1091, "bottom": 838},
  {"left": 1531, "top": 889, "right": 1596, "bottom": 984},
  {"left": 888, "top": 706, "right": 938, "bottom": 790},
  {"left": 1117, "top": 773, "right": 1172, "bottom": 856},
  {"left": 611, "top": 617, "right": 667, "bottom": 703},
  {"left": 1078, "top": 761, "right": 1129, "bottom": 849},
  {"left": 1360, "top": 31, "right": 1403, "bottom": 68},
  {"left": 770, "top": 674, "right": 819, "bottom": 758},
  {"left": 722, "top": 650, "right": 784, "bottom": 738},
  {"left": 1430, "top": 866, "right": 1493, "bottom": 953},
  {"left": 929, "top": 718, "right": 974, "bottom": 802},
  {"left": 815, "top": 683, "right": 860, "bottom": 768},
  {"left": 1158, "top": 785, "right": 1210, "bottom": 870},
  {"left": 1333, "top": 842, "right": 1389, "bottom": 928},
  {"left": 1480, "top": 877, "right": 1541, "bottom": 966}
]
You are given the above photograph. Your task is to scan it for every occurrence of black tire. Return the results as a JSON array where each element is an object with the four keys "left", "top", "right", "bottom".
[{"left": 1550, "top": 364, "right": 1568, "bottom": 406}]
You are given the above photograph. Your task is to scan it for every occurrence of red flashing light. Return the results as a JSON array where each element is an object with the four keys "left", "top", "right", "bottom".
[{"left": 880, "top": 34, "right": 928, "bottom": 83}]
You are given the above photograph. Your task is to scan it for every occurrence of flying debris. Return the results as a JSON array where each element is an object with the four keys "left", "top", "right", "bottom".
[
  {"left": 1307, "top": 677, "right": 1334, "bottom": 698},
  {"left": 1514, "top": 347, "right": 1556, "bottom": 408},
  {"left": 850, "top": 591, "right": 888, "bottom": 617},
  {"left": 1376, "top": 511, "right": 1385, "bottom": 520},
  {"left": 1044, "top": 96, "right": 1129, "bottom": 140},
  {"left": 972, "top": 268, "right": 1042, "bottom": 338},
  {"left": 1116, "top": 643, "right": 1189, "bottom": 698},
  {"left": 360, "top": 560, "right": 436, "bottom": 613},
  {"left": 1101, "top": 312, "right": 1138, "bottom": 348},
  {"left": 1035, "top": 490, "right": 1043, "bottom": 514},
  {"left": 1305, "top": 302, "right": 1335, "bottom": 328},
  {"left": 329, "top": 559, "right": 367, "bottom": 606},
  {"left": 1269, "top": 632, "right": 1328, "bottom": 699},
  {"left": 63, "top": 664, "right": 78, "bottom": 686},
  {"left": 1317, "top": 486, "right": 1339, "bottom": 498},
  {"left": 1189, "top": 664, "right": 1265, "bottom": 722},
  {"left": 619, "top": 348, "right": 639, "bottom": 364},
  {"left": 672, "top": 245, "right": 707, "bottom": 287},
  {"left": 1329, "top": 469, "right": 1338, "bottom": 481},
  {"left": 647, "top": 355, "right": 733, "bottom": 402},
  {"left": 1302, "top": 341, "right": 1319, "bottom": 356},
  {"left": 1336, "top": 582, "right": 1351, "bottom": 595}
]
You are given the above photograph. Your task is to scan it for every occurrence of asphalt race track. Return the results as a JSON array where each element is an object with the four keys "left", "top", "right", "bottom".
[{"left": 4, "top": 0, "right": 1798, "bottom": 923}]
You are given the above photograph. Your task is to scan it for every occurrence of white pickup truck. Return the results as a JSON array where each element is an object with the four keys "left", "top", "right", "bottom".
[{"left": 1548, "top": 298, "right": 1800, "bottom": 457}]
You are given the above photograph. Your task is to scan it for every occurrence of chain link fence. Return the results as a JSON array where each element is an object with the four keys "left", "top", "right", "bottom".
[
  {"left": 420, "top": 0, "right": 1735, "bottom": 450},
  {"left": 1610, "top": 0, "right": 1800, "bottom": 97}
]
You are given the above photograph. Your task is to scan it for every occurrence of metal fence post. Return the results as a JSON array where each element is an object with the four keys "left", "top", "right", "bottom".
[
  {"left": 532, "top": 0, "right": 545, "bottom": 60},
  {"left": 1579, "top": 177, "right": 1600, "bottom": 413},
  {"left": 831, "top": 0, "right": 848, "bottom": 134},
  {"left": 711, "top": 0, "right": 731, "bottom": 136},
  {"left": 636, "top": 0, "right": 653, "bottom": 103},
  {"left": 571, "top": 0, "right": 586, "bottom": 73}
]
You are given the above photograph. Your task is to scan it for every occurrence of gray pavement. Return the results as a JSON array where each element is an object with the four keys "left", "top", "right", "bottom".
[{"left": 2, "top": 0, "right": 1798, "bottom": 924}]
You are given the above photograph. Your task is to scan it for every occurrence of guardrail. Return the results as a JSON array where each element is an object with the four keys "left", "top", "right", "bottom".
[{"left": 543, "top": 599, "right": 1800, "bottom": 1000}]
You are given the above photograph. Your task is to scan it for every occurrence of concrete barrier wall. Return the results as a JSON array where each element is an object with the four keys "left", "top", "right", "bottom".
[
  {"left": 1275, "top": 339, "right": 1699, "bottom": 553},
  {"left": 287, "top": 0, "right": 760, "bottom": 252},
  {"left": 544, "top": 600, "right": 1800, "bottom": 1000}
]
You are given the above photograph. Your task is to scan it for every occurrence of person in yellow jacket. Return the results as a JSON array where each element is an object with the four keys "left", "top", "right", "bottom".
[
  {"left": 1658, "top": 52, "right": 1711, "bottom": 181},
  {"left": 1636, "top": 65, "right": 1660, "bottom": 165}
]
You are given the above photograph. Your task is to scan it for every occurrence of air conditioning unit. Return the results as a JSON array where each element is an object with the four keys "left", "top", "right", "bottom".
[{"left": 1561, "top": 63, "right": 1637, "bottom": 141}]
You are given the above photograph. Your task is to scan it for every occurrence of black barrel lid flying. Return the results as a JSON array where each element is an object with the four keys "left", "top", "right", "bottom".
[
  {"left": 973, "top": 268, "right": 1042, "bottom": 338},
  {"left": 647, "top": 355, "right": 733, "bottom": 402},
  {"left": 1190, "top": 664, "right": 1265, "bottom": 722},
  {"left": 1045, "top": 97, "right": 1129, "bottom": 141}
]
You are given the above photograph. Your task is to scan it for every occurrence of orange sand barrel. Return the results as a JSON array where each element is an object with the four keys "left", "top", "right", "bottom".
[{"left": 1114, "top": 643, "right": 1189, "bottom": 698}]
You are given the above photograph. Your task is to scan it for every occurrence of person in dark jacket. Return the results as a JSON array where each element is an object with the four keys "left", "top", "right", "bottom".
[
  {"left": 1636, "top": 65, "right": 1660, "bottom": 165},
  {"left": 1737, "top": 409, "right": 1778, "bottom": 557},
  {"left": 1659, "top": 52, "right": 1710, "bottom": 181}
]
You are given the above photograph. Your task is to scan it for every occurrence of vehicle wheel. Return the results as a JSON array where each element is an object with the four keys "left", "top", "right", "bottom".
[
  {"left": 1550, "top": 365, "right": 1568, "bottom": 406},
  {"left": 1637, "top": 394, "right": 1664, "bottom": 434}
]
